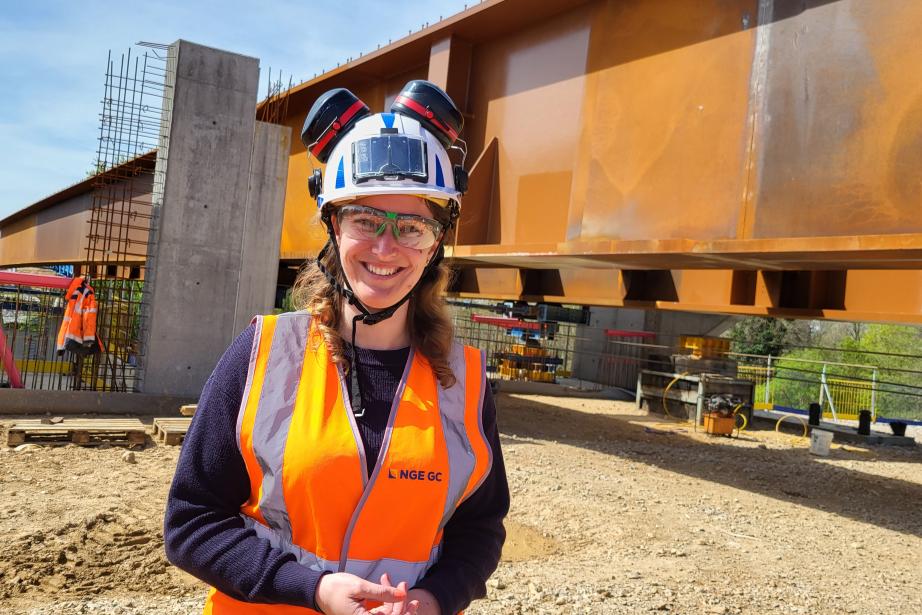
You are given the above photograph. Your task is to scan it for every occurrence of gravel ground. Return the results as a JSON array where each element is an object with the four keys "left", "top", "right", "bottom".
[{"left": 2, "top": 394, "right": 921, "bottom": 614}]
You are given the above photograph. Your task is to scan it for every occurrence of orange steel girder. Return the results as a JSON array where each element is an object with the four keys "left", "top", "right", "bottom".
[{"left": 269, "top": 0, "right": 922, "bottom": 324}]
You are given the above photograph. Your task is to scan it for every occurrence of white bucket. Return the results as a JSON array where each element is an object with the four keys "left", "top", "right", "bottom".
[{"left": 810, "top": 429, "right": 833, "bottom": 456}]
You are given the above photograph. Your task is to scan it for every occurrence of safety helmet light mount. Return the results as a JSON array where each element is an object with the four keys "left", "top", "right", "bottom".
[{"left": 351, "top": 132, "right": 429, "bottom": 185}]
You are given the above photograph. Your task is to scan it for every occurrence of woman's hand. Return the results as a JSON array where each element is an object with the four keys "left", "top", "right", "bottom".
[
  {"left": 315, "top": 572, "right": 409, "bottom": 615},
  {"left": 369, "top": 573, "right": 420, "bottom": 615},
  {"left": 368, "top": 574, "right": 441, "bottom": 615}
]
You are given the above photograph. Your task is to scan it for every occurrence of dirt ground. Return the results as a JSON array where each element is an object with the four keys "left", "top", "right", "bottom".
[{"left": 2, "top": 394, "right": 921, "bottom": 615}]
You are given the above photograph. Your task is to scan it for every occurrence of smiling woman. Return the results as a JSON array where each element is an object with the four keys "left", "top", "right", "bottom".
[
  {"left": 164, "top": 81, "right": 509, "bottom": 615},
  {"left": 333, "top": 197, "right": 446, "bottom": 301}
]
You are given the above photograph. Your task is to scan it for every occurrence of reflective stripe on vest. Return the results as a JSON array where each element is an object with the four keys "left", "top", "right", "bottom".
[{"left": 205, "top": 311, "right": 491, "bottom": 614}]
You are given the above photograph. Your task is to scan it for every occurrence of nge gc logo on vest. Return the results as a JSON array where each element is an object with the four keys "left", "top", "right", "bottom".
[{"left": 388, "top": 467, "right": 444, "bottom": 482}]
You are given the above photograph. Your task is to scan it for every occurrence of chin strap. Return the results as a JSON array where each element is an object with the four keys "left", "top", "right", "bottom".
[{"left": 316, "top": 215, "right": 445, "bottom": 416}]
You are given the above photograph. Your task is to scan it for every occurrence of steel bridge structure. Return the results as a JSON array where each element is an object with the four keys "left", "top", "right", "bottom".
[{"left": 267, "top": 0, "right": 922, "bottom": 324}]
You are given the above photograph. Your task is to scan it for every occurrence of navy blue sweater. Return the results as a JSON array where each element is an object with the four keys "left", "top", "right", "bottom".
[{"left": 164, "top": 325, "right": 509, "bottom": 615}]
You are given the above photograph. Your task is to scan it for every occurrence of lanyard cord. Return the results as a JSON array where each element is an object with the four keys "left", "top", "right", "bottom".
[{"left": 349, "top": 312, "right": 366, "bottom": 417}]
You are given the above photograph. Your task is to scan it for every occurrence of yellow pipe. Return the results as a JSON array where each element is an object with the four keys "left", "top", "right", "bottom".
[
  {"left": 775, "top": 413, "right": 808, "bottom": 440},
  {"left": 732, "top": 403, "right": 748, "bottom": 435},
  {"left": 662, "top": 372, "right": 689, "bottom": 421}
]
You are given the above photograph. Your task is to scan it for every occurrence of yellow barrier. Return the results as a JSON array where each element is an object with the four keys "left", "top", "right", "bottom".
[
  {"left": 825, "top": 378, "right": 872, "bottom": 421},
  {"left": 14, "top": 359, "right": 71, "bottom": 375},
  {"left": 737, "top": 365, "right": 774, "bottom": 410},
  {"left": 498, "top": 361, "right": 556, "bottom": 382},
  {"left": 680, "top": 335, "right": 730, "bottom": 359},
  {"left": 14, "top": 359, "right": 108, "bottom": 390}
]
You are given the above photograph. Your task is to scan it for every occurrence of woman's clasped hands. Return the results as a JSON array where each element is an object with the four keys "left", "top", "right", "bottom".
[{"left": 315, "top": 572, "right": 440, "bottom": 615}]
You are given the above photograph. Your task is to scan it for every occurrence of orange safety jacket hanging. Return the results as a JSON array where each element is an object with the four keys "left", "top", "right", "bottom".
[
  {"left": 55, "top": 276, "right": 99, "bottom": 356},
  {"left": 204, "top": 311, "right": 492, "bottom": 615}
]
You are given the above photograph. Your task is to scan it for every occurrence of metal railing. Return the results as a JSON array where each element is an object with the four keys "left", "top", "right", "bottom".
[
  {"left": 597, "top": 329, "right": 656, "bottom": 390},
  {"left": 734, "top": 353, "right": 880, "bottom": 421},
  {"left": 1, "top": 272, "right": 74, "bottom": 390},
  {"left": 447, "top": 302, "right": 922, "bottom": 422}
]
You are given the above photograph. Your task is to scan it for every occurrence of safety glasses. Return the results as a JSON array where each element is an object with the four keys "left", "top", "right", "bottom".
[{"left": 336, "top": 204, "right": 444, "bottom": 250}]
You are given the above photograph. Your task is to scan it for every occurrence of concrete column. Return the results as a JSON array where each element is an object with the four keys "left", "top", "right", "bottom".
[
  {"left": 233, "top": 121, "right": 291, "bottom": 335},
  {"left": 140, "top": 40, "right": 287, "bottom": 397}
]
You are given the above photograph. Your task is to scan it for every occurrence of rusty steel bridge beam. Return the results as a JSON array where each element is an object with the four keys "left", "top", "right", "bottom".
[{"left": 270, "top": 0, "right": 922, "bottom": 323}]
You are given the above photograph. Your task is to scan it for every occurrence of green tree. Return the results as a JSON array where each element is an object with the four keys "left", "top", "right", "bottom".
[
  {"left": 728, "top": 317, "right": 792, "bottom": 357},
  {"left": 856, "top": 324, "right": 922, "bottom": 420},
  {"left": 769, "top": 323, "right": 922, "bottom": 421}
]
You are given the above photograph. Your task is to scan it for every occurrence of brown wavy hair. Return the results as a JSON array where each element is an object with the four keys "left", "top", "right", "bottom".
[{"left": 290, "top": 203, "right": 457, "bottom": 388}]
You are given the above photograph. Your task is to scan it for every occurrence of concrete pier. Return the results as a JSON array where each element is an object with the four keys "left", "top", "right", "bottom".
[{"left": 139, "top": 40, "right": 290, "bottom": 397}]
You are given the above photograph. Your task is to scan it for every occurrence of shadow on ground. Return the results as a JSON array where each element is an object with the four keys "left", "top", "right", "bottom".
[{"left": 496, "top": 394, "right": 922, "bottom": 539}]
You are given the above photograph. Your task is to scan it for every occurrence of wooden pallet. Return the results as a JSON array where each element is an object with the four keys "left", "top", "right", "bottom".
[
  {"left": 152, "top": 417, "right": 193, "bottom": 445},
  {"left": 6, "top": 419, "right": 147, "bottom": 447},
  {"left": 179, "top": 404, "right": 197, "bottom": 417}
]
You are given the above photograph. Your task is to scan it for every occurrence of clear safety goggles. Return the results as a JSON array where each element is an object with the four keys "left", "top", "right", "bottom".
[
  {"left": 336, "top": 204, "right": 444, "bottom": 250},
  {"left": 352, "top": 135, "right": 428, "bottom": 182}
]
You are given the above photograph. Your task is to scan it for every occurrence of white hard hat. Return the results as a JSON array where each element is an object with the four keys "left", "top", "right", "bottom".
[{"left": 317, "top": 112, "right": 460, "bottom": 211}]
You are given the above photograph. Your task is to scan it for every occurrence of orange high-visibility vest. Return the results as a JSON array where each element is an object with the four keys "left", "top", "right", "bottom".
[
  {"left": 204, "top": 311, "right": 492, "bottom": 615},
  {"left": 55, "top": 276, "right": 98, "bottom": 355}
]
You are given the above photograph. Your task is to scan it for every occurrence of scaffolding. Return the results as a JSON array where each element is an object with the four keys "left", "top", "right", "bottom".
[{"left": 76, "top": 42, "right": 174, "bottom": 392}]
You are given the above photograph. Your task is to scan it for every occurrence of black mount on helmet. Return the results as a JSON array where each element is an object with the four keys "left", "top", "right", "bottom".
[
  {"left": 302, "top": 88, "right": 371, "bottom": 200},
  {"left": 391, "top": 80, "right": 469, "bottom": 196},
  {"left": 301, "top": 88, "right": 370, "bottom": 163},
  {"left": 390, "top": 80, "right": 463, "bottom": 149}
]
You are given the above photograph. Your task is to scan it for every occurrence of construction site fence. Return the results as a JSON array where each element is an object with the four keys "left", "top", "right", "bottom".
[
  {"left": 0, "top": 277, "right": 143, "bottom": 392},
  {"left": 7, "top": 288, "right": 920, "bottom": 420},
  {"left": 448, "top": 302, "right": 922, "bottom": 422}
]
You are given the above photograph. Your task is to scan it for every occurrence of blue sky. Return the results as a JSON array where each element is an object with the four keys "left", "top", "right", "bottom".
[{"left": 0, "top": 0, "right": 473, "bottom": 220}]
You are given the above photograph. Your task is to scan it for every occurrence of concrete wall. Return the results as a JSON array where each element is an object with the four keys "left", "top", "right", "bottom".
[
  {"left": 570, "top": 306, "right": 646, "bottom": 384},
  {"left": 140, "top": 41, "right": 288, "bottom": 397},
  {"left": 571, "top": 307, "right": 738, "bottom": 385},
  {"left": 0, "top": 390, "right": 195, "bottom": 415},
  {"left": 644, "top": 310, "right": 738, "bottom": 341}
]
